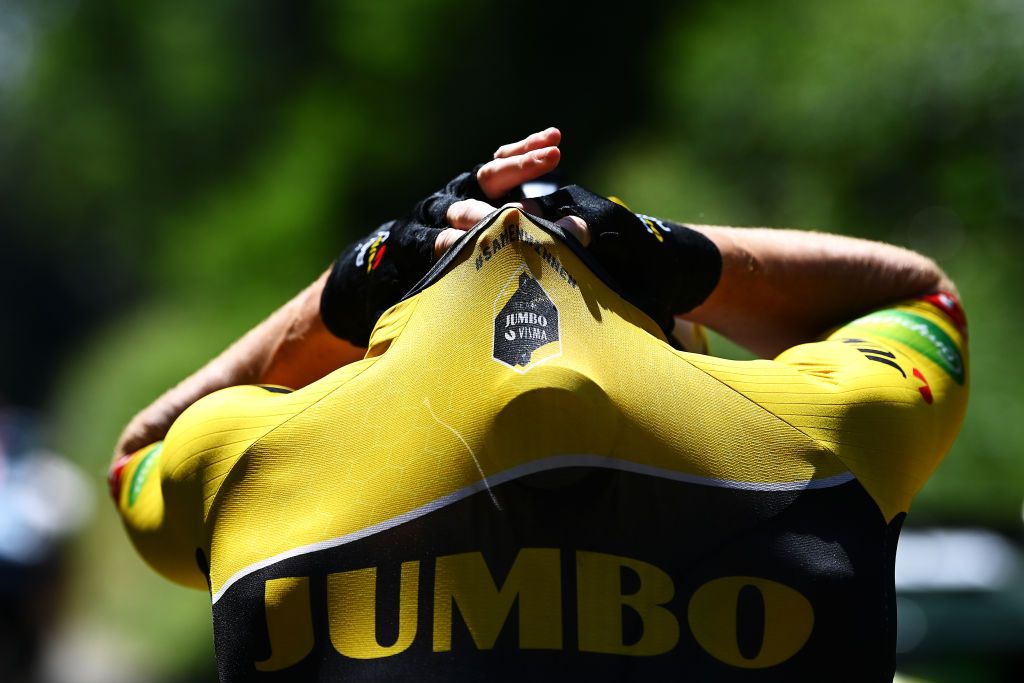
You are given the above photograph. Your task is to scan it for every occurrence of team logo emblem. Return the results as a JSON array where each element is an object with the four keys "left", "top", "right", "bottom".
[
  {"left": 493, "top": 268, "right": 561, "bottom": 371},
  {"left": 355, "top": 230, "right": 390, "bottom": 272},
  {"left": 843, "top": 339, "right": 907, "bottom": 378},
  {"left": 637, "top": 213, "right": 671, "bottom": 243},
  {"left": 852, "top": 310, "right": 965, "bottom": 384}
]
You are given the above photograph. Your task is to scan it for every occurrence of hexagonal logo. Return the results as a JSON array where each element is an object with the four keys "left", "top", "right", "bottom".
[{"left": 493, "top": 267, "right": 561, "bottom": 372}]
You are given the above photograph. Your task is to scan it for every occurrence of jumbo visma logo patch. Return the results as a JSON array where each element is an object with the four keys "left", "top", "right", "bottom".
[{"left": 493, "top": 268, "right": 561, "bottom": 371}]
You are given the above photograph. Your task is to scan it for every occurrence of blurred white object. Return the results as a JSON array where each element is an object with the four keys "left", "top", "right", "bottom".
[
  {"left": 895, "top": 527, "right": 1023, "bottom": 592},
  {"left": 0, "top": 414, "right": 93, "bottom": 566}
]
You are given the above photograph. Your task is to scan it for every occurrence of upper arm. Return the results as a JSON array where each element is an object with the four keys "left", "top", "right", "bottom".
[
  {"left": 112, "top": 384, "right": 301, "bottom": 590},
  {"left": 690, "top": 292, "right": 969, "bottom": 521},
  {"left": 774, "top": 292, "right": 968, "bottom": 519}
]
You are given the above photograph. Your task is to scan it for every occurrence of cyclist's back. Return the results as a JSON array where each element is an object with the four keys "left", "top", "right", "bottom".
[{"left": 114, "top": 208, "right": 968, "bottom": 681}]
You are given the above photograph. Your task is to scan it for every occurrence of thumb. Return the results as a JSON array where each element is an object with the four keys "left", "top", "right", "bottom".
[
  {"left": 554, "top": 215, "right": 590, "bottom": 247},
  {"left": 446, "top": 198, "right": 512, "bottom": 230},
  {"left": 433, "top": 227, "right": 466, "bottom": 258}
]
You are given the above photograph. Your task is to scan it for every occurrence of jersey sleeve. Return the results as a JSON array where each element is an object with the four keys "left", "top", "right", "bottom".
[
  {"left": 110, "top": 384, "right": 304, "bottom": 590},
  {"left": 689, "top": 292, "right": 969, "bottom": 521}
]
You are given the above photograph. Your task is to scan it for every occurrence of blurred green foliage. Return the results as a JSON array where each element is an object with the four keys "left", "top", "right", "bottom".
[{"left": 2, "top": 0, "right": 1023, "bottom": 679}]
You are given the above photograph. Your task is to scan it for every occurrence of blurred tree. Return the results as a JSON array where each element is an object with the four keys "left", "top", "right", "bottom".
[
  {"left": 1, "top": 0, "right": 1022, "bottom": 679},
  {"left": 588, "top": 0, "right": 1024, "bottom": 527}
]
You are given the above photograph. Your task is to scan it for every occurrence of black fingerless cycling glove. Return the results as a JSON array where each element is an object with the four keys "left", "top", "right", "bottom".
[
  {"left": 322, "top": 174, "right": 721, "bottom": 345},
  {"left": 532, "top": 185, "right": 722, "bottom": 335},
  {"left": 320, "top": 169, "right": 489, "bottom": 346}
]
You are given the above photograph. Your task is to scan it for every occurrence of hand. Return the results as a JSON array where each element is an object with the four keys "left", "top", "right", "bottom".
[
  {"left": 530, "top": 184, "right": 723, "bottom": 333},
  {"left": 436, "top": 128, "right": 590, "bottom": 255},
  {"left": 322, "top": 130, "right": 587, "bottom": 347},
  {"left": 482, "top": 127, "right": 562, "bottom": 199}
]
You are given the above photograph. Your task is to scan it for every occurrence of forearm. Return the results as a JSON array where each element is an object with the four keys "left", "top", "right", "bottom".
[
  {"left": 684, "top": 225, "right": 955, "bottom": 358},
  {"left": 114, "top": 269, "right": 362, "bottom": 457},
  {"left": 259, "top": 270, "right": 366, "bottom": 387},
  {"left": 113, "top": 130, "right": 566, "bottom": 460}
]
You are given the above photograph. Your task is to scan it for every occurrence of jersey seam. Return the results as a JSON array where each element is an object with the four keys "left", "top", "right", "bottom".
[
  {"left": 202, "top": 293, "right": 421, "bottom": 519},
  {"left": 203, "top": 309, "right": 419, "bottom": 592},
  {"left": 681, "top": 350, "right": 848, "bottom": 468},
  {"left": 202, "top": 354, "right": 388, "bottom": 524}
]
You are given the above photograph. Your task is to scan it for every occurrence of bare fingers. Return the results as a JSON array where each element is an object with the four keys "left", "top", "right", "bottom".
[
  {"left": 437, "top": 199, "right": 519, "bottom": 257},
  {"left": 554, "top": 215, "right": 590, "bottom": 247},
  {"left": 476, "top": 146, "right": 561, "bottom": 199},
  {"left": 433, "top": 227, "right": 467, "bottom": 258},
  {"left": 446, "top": 198, "right": 520, "bottom": 231},
  {"left": 493, "top": 127, "right": 561, "bottom": 159},
  {"left": 438, "top": 200, "right": 590, "bottom": 258},
  {"left": 519, "top": 199, "right": 590, "bottom": 246}
]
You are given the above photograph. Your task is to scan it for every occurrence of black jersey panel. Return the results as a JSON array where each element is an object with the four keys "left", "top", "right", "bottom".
[{"left": 212, "top": 469, "right": 897, "bottom": 683}]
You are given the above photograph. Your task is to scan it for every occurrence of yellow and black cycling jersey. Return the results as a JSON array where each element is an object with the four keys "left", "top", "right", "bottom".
[{"left": 112, "top": 208, "right": 968, "bottom": 682}]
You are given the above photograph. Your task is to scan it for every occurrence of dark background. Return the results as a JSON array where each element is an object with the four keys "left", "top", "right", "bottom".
[{"left": 1, "top": 0, "right": 1022, "bottom": 680}]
